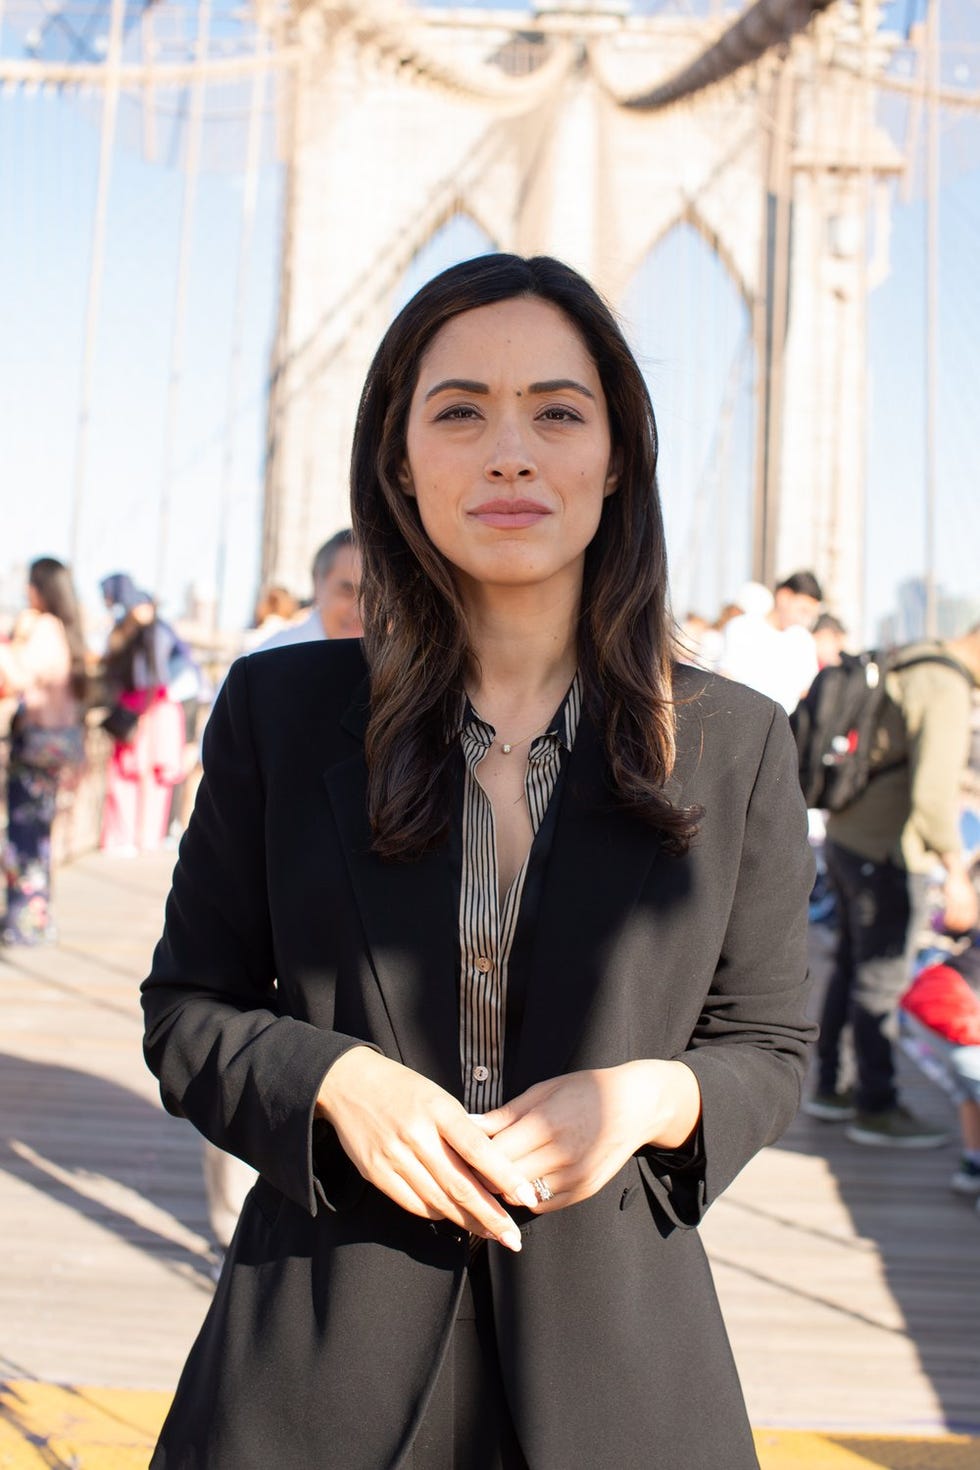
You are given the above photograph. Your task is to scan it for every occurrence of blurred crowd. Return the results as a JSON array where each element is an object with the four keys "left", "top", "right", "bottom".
[
  {"left": 679, "top": 566, "right": 980, "bottom": 1214},
  {"left": 2, "top": 542, "right": 979, "bottom": 1245},
  {"left": 0, "top": 532, "right": 367, "bottom": 942}
]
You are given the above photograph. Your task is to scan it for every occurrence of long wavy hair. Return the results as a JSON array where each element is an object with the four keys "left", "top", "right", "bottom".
[
  {"left": 351, "top": 253, "right": 700, "bottom": 861},
  {"left": 29, "top": 557, "right": 88, "bottom": 701}
]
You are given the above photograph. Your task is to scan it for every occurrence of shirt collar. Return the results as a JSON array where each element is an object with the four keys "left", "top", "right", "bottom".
[{"left": 459, "top": 670, "right": 583, "bottom": 755}]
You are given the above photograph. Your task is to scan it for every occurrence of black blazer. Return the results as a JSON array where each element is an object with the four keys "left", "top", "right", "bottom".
[{"left": 142, "top": 640, "right": 815, "bottom": 1470}]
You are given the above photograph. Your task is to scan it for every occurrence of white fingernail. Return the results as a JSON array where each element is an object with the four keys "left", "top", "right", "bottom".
[
  {"left": 500, "top": 1228, "right": 522, "bottom": 1252},
  {"left": 516, "top": 1183, "right": 538, "bottom": 1210}
]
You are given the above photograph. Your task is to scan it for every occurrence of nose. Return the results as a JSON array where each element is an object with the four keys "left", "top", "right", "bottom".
[{"left": 484, "top": 420, "right": 536, "bottom": 481}]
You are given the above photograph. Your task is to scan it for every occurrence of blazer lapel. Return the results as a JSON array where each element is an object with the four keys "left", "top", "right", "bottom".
[
  {"left": 508, "top": 712, "right": 666, "bottom": 1097},
  {"left": 323, "top": 693, "right": 462, "bottom": 1101}
]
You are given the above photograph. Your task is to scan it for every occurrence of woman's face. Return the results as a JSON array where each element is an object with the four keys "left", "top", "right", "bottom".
[{"left": 402, "top": 296, "right": 618, "bottom": 602}]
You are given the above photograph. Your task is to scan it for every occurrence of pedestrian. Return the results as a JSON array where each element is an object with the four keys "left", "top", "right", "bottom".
[
  {"left": 805, "top": 623, "right": 980, "bottom": 1144},
  {"left": 141, "top": 253, "right": 816, "bottom": 1470},
  {"left": 812, "top": 611, "right": 847, "bottom": 669},
  {"left": 240, "top": 584, "right": 300, "bottom": 653},
  {"left": 250, "top": 529, "right": 362, "bottom": 651},
  {"left": 98, "top": 574, "right": 185, "bottom": 855},
  {"left": 0, "top": 557, "right": 87, "bottom": 946},
  {"left": 720, "top": 571, "right": 823, "bottom": 712},
  {"left": 899, "top": 918, "right": 980, "bottom": 1202}
]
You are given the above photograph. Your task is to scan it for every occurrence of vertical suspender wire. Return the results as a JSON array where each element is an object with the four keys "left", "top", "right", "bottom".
[
  {"left": 763, "top": 56, "right": 795, "bottom": 589},
  {"left": 751, "top": 67, "right": 773, "bottom": 587},
  {"left": 69, "top": 0, "right": 127, "bottom": 572},
  {"left": 141, "top": 3, "right": 157, "bottom": 165},
  {"left": 856, "top": 0, "right": 874, "bottom": 644},
  {"left": 213, "top": 31, "right": 268, "bottom": 637},
  {"left": 261, "top": 42, "right": 301, "bottom": 590},
  {"left": 809, "top": 48, "right": 827, "bottom": 578},
  {"left": 923, "top": 0, "right": 940, "bottom": 639},
  {"left": 752, "top": 60, "right": 794, "bottom": 589},
  {"left": 155, "top": 0, "right": 212, "bottom": 604}
]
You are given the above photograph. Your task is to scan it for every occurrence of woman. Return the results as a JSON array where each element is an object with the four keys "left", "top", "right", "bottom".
[
  {"left": 142, "top": 255, "right": 815, "bottom": 1469},
  {"left": 240, "top": 583, "right": 300, "bottom": 653},
  {"left": 0, "top": 557, "right": 87, "bottom": 946},
  {"left": 99, "top": 574, "right": 185, "bottom": 854}
]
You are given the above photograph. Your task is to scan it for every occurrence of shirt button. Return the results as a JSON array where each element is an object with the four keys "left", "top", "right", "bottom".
[
  {"left": 472, "top": 1065, "right": 490, "bottom": 1083},
  {"left": 475, "top": 956, "right": 492, "bottom": 973}
]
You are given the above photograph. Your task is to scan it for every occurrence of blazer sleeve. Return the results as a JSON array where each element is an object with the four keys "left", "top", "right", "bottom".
[
  {"left": 140, "top": 655, "right": 376, "bottom": 1217},
  {"left": 637, "top": 704, "right": 817, "bottom": 1227}
]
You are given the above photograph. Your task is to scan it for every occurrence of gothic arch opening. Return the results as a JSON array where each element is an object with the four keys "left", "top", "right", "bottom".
[
  {"left": 622, "top": 220, "right": 756, "bottom": 626},
  {"left": 392, "top": 210, "right": 497, "bottom": 316}
]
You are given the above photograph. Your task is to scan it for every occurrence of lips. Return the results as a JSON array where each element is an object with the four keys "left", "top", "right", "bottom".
[{"left": 469, "top": 498, "right": 552, "bottom": 529}]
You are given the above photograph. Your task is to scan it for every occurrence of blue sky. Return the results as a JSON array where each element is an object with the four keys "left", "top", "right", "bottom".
[{"left": 1, "top": 0, "right": 978, "bottom": 641}]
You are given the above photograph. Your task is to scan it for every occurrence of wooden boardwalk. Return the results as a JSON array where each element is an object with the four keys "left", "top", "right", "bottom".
[{"left": 1, "top": 850, "right": 978, "bottom": 1464}]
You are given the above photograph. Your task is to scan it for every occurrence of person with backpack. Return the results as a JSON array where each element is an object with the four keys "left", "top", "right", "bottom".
[{"left": 799, "top": 622, "right": 980, "bottom": 1144}]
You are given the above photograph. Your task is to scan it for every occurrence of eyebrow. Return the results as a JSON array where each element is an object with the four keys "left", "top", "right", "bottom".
[
  {"left": 424, "top": 378, "right": 488, "bottom": 401},
  {"left": 424, "top": 377, "right": 595, "bottom": 401}
]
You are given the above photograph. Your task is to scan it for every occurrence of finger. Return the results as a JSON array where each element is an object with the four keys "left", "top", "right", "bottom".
[
  {"left": 478, "top": 1113, "right": 554, "bottom": 1169},
  {"left": 390, "top": 1153, "right": 489, "bottom": 1238},
  {"left": 444, "top": 1117, "right": 540, "bottom": 1212},
  {"left": 470, "top": 1080, "right": 552, "bottom": 1135},
  {"left": 468, "top": 1102, "right": 522, "bottom": 1134},
  {"left": 522, "top": 1166, "right": 584, "bottom": 1213},
  {"left": 496, "top": 1143, "right": 566, "bottom": 1186},
  {"left": 370, "top": 1157, "right": 447, "bottom": 1223},
  {"left": 409, "top": 1137, "right": 525, "bottom": 1249}
]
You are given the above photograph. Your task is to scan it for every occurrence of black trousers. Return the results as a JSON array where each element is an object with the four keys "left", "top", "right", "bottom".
[
  {"left": 411, "top": 1248, "right": 529, "bottom": 1470},
  {"left": 818, "top": 840, "right": 928, "bottom": 1111}
]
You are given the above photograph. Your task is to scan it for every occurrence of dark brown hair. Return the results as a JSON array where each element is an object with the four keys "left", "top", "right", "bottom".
[
  {"left": 29, "top": 557, "right": 88, "bottom": 702},
  {"left": 351, "top": 253, "right": 700, "bottom": 860}
]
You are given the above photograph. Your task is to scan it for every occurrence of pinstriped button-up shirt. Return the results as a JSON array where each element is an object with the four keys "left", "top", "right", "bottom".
[{"left": 457, "top": 673, "right": 583, "bottom": 1113}]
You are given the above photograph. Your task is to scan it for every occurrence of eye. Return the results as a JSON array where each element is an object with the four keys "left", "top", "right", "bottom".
[
  {"left": 434, "top": 404, "right": 482, "bottom": 422},
  {"left": 537, "top": 405, "right": 585, "bottom": 423}
]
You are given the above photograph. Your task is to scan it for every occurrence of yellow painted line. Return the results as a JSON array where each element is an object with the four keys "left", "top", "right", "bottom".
[
  {"left": 1, "top": 1383, "right": 978, "bottom": 1468},
  {"left": 754, "top": 1428, "right": 980, "bottom": 1468},
  {"left": 0, "top": 1382, "right": 167, "bottom": 1469}
]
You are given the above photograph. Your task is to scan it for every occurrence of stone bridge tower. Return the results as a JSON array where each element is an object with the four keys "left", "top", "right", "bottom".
[{"left": 263, "top": 0, "right": 902, "bottom": 633}]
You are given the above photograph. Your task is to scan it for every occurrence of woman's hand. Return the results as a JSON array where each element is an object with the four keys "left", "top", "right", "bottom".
[
  {"left": 942, "top": 869, "right": 979, "bottom": 935},
  {"left": 316, "top": 1047, "right": 539, "bottom": 1250},
  {"left": 470, "top": 1061, "right": 702, "bottom": 1213}
]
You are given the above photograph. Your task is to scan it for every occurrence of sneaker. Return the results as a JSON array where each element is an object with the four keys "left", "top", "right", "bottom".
[
  {"left": 803, "top": 1088, "right": 857, "bottom": 1122},
  {"left": 950, "top": 1158, "right": 980, "bottom": 1196},
  {"left": 845, "top": 1106, "right": 949, "bottom": 1149}
]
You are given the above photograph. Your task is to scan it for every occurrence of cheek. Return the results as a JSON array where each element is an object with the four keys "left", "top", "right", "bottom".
[{"left": 411, "top": 480, "right": 458, "bottom": 553}]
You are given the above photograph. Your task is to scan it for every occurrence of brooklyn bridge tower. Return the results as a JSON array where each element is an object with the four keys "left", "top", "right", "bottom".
[{"left": 263, "top": 0, "right": 903, "bottom": 633}]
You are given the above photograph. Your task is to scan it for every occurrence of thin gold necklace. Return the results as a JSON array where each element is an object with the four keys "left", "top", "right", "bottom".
[{"left": 493, "top": 720, "right": 551, "bottom": 755}]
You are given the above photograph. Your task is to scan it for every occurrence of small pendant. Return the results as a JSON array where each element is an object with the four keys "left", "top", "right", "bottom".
[{"left": 501, "top": 743, "right": 513, "bottom": 754}]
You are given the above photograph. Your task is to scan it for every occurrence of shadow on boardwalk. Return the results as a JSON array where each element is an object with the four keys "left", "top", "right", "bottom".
[
  {"left": 0, "top": 1051, "right": 215, "bottom": 1287},
  {"left": 1, "top": 848, "right": 978, "bottom": 1435},
  {"left": 719, "top": 919, "right": 980, "bottom": 1436},
  {"left": 779, "top": 1075, "right": 979, "bottom": 1434}
]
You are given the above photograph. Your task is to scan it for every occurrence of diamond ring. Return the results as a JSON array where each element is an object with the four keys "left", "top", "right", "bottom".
[{"left": 531, "top": 1176, "right": 554, "bottom": 1204}]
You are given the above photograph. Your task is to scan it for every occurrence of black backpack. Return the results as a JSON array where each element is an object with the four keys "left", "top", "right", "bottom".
[{"left": 790, "top": 646, "right": 972, "bottom": 813}]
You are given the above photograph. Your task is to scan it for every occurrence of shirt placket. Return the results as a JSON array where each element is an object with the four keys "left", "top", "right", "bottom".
[{"left": 460, "top": 728, "right": 504, "bottom": 1112}]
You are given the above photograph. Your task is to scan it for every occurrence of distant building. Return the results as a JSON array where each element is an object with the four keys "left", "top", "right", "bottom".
[{"left": 876, "top": 578, "right": 980, "bottom": 646}]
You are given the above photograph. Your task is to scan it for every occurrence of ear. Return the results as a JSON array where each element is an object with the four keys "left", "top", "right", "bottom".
[
  {"left": 603, "top": 450, "right": 622, "bottom": 498},
  {"left": 397, "top": 461, "right": 416, "bottom": 498}
]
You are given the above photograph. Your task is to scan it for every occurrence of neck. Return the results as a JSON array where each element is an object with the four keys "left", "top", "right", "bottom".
[{"left": 460, "top": 582, "right": 579, "bottom": 715}]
